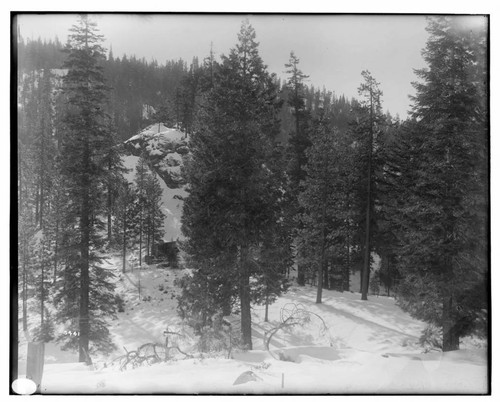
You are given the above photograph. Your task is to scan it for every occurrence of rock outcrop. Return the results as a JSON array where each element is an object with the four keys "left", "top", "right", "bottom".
[{"left": 124, "top": 123, "right": 188, "bottom": 189}]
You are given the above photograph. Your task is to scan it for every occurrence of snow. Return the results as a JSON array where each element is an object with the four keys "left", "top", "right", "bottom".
[
  {"left": 17, "top": 255, "right": 488, "bottom": 395},
  {"left": 49, "top": 68, "right": 68, "bottom": 77},
  {"left": 122, "top": 154, "right": 185, "bottom": 240},
  {"left": 126, "top": 123, "right": 186, "bottom": 144}
]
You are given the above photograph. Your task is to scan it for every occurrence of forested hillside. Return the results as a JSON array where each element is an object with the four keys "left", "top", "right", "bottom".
[{"left": 15, "top": 14, "right": 488, "bottom": 394}]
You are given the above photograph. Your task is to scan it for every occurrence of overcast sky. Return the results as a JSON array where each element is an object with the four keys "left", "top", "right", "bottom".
[{"left": 15, "top": 13, "right": 487, "bottom": 118}]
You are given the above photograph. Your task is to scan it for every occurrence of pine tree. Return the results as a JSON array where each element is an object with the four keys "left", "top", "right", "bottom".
[
  {"left": 371, "top": 115, "right": 403, "bottom": 296},
  {"left": 29, "top": 229, "right": 55, "bottom": 342},
  {"left": 252, "top": 190, "right": 293, "bottom": 321},
  {"left": 284, "top": 51, "right": 310, "bottom": 286},
  {"left": 17, "top": 58, "right": 60, "bottom": 337},
  {"left": 352, "top": 71, "right": 385, "bottom": 300},
  {"left": 113, "top": 177, "right": 135, "bottom": 273},
  {"left": 33, "top": 69, "right": 56, "bottom": 229},
  {"left": 144, "top": 170, "right": 165, "bottom": 258},
  {"left": 102, "top": 121, "right": 127, "bottom": 246},
  {"left": 133, "top": 155, "right": 149, "bottom": 267},
  {"left": 388, "top": 17, "right": 488, "bottom": 351},
  {"left": 298, "top": 110, "right": 345, "bottom": 302},
  {"left": 55, "top": 15, "right": 118, "bottom": 362},
  {"left": 181, "top": 20, "right": 284, "bottom": 349},
  {"left": 285, "top": 51, "right": 309, "bottom": 145}
]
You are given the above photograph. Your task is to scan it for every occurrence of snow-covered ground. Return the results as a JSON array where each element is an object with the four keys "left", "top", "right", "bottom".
[{"left": 17, "top": 255, "right": 488, "bottom": 395}]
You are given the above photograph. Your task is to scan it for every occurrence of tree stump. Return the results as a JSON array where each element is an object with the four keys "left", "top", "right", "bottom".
[{"left": 26, "top": 342, "right": 45, "bottom": 394}]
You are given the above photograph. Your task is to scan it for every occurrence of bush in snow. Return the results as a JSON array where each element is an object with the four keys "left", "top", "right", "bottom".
[
  {"left": 419, "top": 324, "right": 442, "bottom": 352},
  {"left": 175, "top": 270, "right": 235, "bottom": 335},
  {"left": 264, "top": 303, "right": 334, "bottom": 357},
  {"left": 370, "top": 270, "right": 381, "bottom": 296},
  {"left": 196, "top": 312, "right": 235, "bottom": 358}
]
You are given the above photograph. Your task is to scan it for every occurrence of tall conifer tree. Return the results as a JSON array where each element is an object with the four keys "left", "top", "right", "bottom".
[
  {"left": 284, "top": 51, "right": 310, "bottom": 286},
  {"left": 388, "top": 17, "right": 488, "bottom": 351},
  {"left": 181, "top": 20, "right": 283, "bottom": 349},
  {"left": 56, "top": 15, "right": 118, "bottom": 362},
  {"left": 354, "top": 71, "right": 385, "bottom": 301}
]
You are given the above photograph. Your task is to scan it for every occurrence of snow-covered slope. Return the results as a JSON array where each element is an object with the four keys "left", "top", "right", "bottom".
[
  {"left": 123, "top": 154, "right": 185, "bottom": 241},
  {"left": 25, "top": 256, "right": 488, "bottom": 395}
]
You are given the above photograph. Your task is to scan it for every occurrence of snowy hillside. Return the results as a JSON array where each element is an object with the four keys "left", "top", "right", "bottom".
[
  {"left": 123, "top": 154, "right": 185, "bottom": 241},
  {"left": 19, "top": 256, "right": 488, "bottom": 395}
]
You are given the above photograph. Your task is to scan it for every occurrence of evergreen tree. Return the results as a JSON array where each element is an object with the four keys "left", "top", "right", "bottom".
[
  {"left": 251, "top": 146, "right": 293, "bottom": 320},
  {"left": 29, "top": 229, "right": 55, "bottom": 342},
  {"left": 298, "top": 110, "right": 348, "bottom": 302},
  {"left": 55, "top": 15, "right": 118, "bottom": 362},
  {"left": 388, "top": 17, "right": 488, "bottom": 351},
  {"left": 113, "top": 177, "right": 135, "bottom": 273},
  {"left": 351, "top": 71, "right": 385, "bottom": 300},
  {"left": 144, "top": 170, "right": 165, "bottom": 258},
  {"left": 181, "top": 20, "right": 284, "bottom": 349},
  {"left": 33, "top": 69, "right": 56, "bottom": 229},
  {"left": 102, "top": 122, "right": 127, "bottom": 246},
  {"left": 133, "top": 155, "right": 149, "bottom": 267},
  {"left": 371, "top": 115, "right": 403, "bottom": 296},
  {"left": 17, "top": 59, "right": 60, "bottom": 337},
  {"left": 284, "top": 51, "right": 310, "bottom": 286}
]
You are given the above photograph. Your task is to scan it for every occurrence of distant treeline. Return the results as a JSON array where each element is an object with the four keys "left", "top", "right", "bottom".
[{"left": 16, "top": 35, "right": 358, "bottom": 142}]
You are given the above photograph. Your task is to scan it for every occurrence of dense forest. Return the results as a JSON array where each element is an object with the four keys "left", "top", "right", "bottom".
[{"left": 16, "top": 14, "right": 488, "bottom": 366}]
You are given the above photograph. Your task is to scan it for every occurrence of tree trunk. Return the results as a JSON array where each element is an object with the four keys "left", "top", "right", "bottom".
[
  {"left": 324, "top": 260, "right": 329, "bottom": 290},
  {"left": 146, "top": 227, "right": 150, "bottom": 259},
  {"left": 107, "top": 188, "right": 112, "bottom": 245},
  {"left": 264, "top": 293, "right": 269, "bottom": 323},
  {"left": 316, "top": 259, "right": 324, "bottom": 303},
  {"left": 39, "top": 122, "right": 45, "bottom": 230},
  {"left": 122, "top": 211, "right": 127, "bottom": 273},
  {"left": 361, "top": 91, "right": 374, "bottom": 301},
  {"left": 297, "top": 264, "right": 305, "bottom": 286},
  {"left": 107, "top": 158, "right": 113, "bottom": 245},
  {"left": 79, "top": 220, "right": 91, "bottom": 364},
  {"left": 34, "top": 184, "right": 40, "bottom": 227},
  {"left": 239, "top": 246, "right": 252, "bottom": 350},
  {"left": 317, "top": 154, "right": 328, "bottom": 304},
  {"left": 53, "top": 219, "right": 59, "bottom": 284},
  {"left": 40, "top": 255, "right": 44, "bottom": 329},
  {"left": 222, "top": 288, "right": 232, "bottom": 317},
  {"left": 139, "top": 210, "right": 143, "bottom": 269},
  {"left": 345, "top": 232, "right": 351, "bottom": 292},
  {"left": 442, "top": 294, "right": 460, "bottom": 351},
  {"left": 22, "top": 254, "right": 28, "bottom": 332},
  {"left": 78, "top": 144, "right": 91, "bottom": 365}
]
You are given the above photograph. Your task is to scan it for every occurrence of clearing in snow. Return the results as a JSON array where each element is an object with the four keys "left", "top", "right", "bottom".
[{"left": 17, "top": 254, "right": 488, "bottom": 395}]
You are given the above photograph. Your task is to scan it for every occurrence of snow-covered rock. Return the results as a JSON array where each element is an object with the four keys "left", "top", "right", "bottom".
[{"left": 124, "top": 123, "right": 188, "bottom": 189}]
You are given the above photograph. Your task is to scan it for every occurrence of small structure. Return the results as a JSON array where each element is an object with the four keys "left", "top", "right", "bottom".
[{"left": 154, "top": 241, "right": 179, "bottom": 268}]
